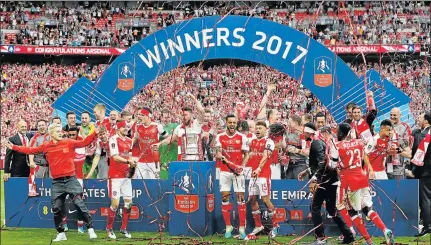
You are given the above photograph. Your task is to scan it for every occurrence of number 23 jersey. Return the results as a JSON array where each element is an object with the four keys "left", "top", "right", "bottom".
[{"left": 331, "top": 139, "right": 368, "bottom": 191}]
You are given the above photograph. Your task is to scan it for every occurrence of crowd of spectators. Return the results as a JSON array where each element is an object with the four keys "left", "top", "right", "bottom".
[
  {"left": 1, "top": 1, "right": 430, "bottom": 47},
  {"left": 0, "top": 63, "right": 107, "bottom": 154},
  {"left": 349, "top": 61, "right": 430, "bottom": 120},
  {"left": 1, "top": 59, "right": 429, "bottom": 154}
]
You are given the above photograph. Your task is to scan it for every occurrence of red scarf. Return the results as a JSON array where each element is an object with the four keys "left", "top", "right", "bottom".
[{"left": 412, "top": 129, "right": 431, "bottom": 166}]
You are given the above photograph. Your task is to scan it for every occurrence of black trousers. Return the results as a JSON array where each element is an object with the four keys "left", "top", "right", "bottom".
[
  {"left": 311, "top": 183, "right": 352, "bottom": 238},
  {"left": 52, "top": 176, "right": 93, "bottom": 232},
  {"left": 419, "top": 178, "right": 431, "bottom": 228}
]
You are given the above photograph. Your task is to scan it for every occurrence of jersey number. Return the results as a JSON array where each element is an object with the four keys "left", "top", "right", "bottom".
[{"left": 346, "top": 149, "right": 362, "bottom": 168}]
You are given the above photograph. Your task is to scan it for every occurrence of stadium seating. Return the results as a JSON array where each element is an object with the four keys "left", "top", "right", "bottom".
[{"left": 1, "top": 1, "right": 430, "bottom": 46}]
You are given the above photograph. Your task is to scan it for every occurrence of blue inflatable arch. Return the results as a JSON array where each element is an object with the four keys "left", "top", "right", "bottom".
[{"left": 53, "top": 16, "right": 412, "bottom": 125}]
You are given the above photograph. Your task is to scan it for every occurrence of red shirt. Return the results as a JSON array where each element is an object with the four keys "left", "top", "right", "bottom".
[
  {"left": 108, "top": 134, "right": 132, "bottom": 178},
  {"left": 97, "top": 117, "right": 116, "bottom": 136},
  {"left": 364, "top": 134, "right": 389, "bottom": 172},
  {"left": 351, "top": 119, "right": 372, "bottom": 142},
  {"left": 215, "top": 132, "right": 249, "bottom": 172},
  {"left": 132, "top": 122, "right": 164, "bottom": 163},
  {"left": 201, "top": 122, "right": 214, "bottom": 133},
  {"left": 332, "top": 139, "right": 368, "bottom": 191},
  {"left": 248, "top": 137, "right": 275, "bottom": 178},
  {"left": 12, "top": 133, "right": 96, "bottom": 179}
]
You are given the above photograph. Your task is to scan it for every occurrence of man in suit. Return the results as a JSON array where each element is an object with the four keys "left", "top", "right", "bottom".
[
  {"left": 305, "top": 124, "right": 354, "bottom": 244},
  {"left": 411, "top": 113, "right": 431, "bottom": 237},
  {"left": 4, "top": 120, "right": 32, "bottom": 181},
  {"left": 62, "top": 111, "right": 81, "bottom": 131}
]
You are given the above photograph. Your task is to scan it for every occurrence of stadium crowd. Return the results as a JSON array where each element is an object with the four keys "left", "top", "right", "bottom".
[
  {"left": 1, "top": 1, "right": 430, "bottom": 46},
  {"left": 1, "top": 60, "right": 430, "bottom": 155}
]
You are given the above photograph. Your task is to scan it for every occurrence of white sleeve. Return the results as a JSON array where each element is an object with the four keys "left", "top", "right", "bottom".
[
  {"left": 328, "top": 144, "right": 339, "bottom": 168},
  {"left": 215, "top": 134, "right": 221, "bottom": 147},
  {"left": 330, "top": 145, "right": 339, "bottom": 160},
  {"left": 242, "top": 134, "right": 249, "bottom": 152},
  {"left": 95, "top": 140, "right": 102, "bottom": 156},
  {"left": 364, "top": 136, "right": 377, "bottom": 154},
  {"left": 194, "top": 119, "right": 202, "bottom": 133},
  {"left": 109, "top": 137, "right": 119, "bottom": 157},
  {"left": 173, "top": 124, "right": 180, "bottom": 137},
  {"left": 158, "top": 124, "right": 167, "bottom": 137},
  {"left": 266, "top": 139, "right": 275, "bottom": 152}
]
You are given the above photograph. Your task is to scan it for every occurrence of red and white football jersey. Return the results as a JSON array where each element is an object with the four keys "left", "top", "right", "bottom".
[
  {"left": 108, "top": 134, "right": 132, "bottom": 178},
  {"left": 246, "top": 132, "right": 256, "bottom": 143},
  {"left": 201, "top": 122, "right": 214, "bottom": 133},
  {"left": 95, "top": 138, "right": 110, "bottom": 156},
  {"left": 365, "top": 134, "right": 389, "bottom": 172},
  {"left": 132, "top": 122, "right": 165, "bottom": 163},
  {"left": 248, "top": 137, "right": 275, "bottom": 178},
  {"left": 351, "top": 119, "right": 373, "bottom": 142},
  {"left": 331, "top": 139, "right": 368, "bottom": 191},
  {"left": 215, "top": 132, "right": 249, "bottom": 173},
  {"left": 97, "top": 117, "right": 116, "bottom": 136}
]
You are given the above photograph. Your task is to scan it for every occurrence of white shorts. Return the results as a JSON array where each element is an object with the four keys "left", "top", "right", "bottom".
[
  {"left": 372, "top": 171, "right": 388, "bottom": 180},
  {"left": 219, "top": 171, "right": 245, "bottom": 193},
  {"left": 243, "top": 167, "right": 252, "bottom": 179},
  {"left": 270, "top": 163, "right": 281, "bottom": 180},
  {"left": 248, "top": 177, "right": 271, "bottom": 197},
  {"left": 108, "top": 178, "right": 132, "bottom": 200},
  {"left": 134, "top": 162, "right": 160, "bottom": 179},
  {"left": 346, "top": 187, "right": 373, "bottom": 211}
]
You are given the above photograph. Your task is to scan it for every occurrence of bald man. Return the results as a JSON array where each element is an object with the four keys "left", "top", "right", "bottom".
[
  {"left": 388, "top": 107, "right": 412, "bottom": 179},
  {"left": 4, "top": 120, "right": 32, "bottom": 181}
]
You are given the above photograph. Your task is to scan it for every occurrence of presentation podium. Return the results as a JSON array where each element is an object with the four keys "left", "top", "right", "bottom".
[{"left": 168, "top": 161, "right": 216, "bottom": 236}]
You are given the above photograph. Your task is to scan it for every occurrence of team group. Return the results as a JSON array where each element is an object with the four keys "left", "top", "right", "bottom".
[{"left": 6, "top": 87, "right": 431, "bottom": 244}]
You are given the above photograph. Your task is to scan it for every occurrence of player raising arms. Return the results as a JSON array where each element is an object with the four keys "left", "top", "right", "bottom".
[
  {"left": 332, "top": 123, "right": 394, "bottom": 245},
  {"left": 245, "top": 121, "right": 279, "bottom": 240},
  {"left": 132, "top": 107, "right": 167, "bottom": 179},
  {"left": 215, "top": 114, "right": 249, "bottom": 239},
  {"left": 350, "top": 91, "right": 377, "bottom": 143},
  {"left": 106, "top": 120, "right": 137, "bottom": 239}
]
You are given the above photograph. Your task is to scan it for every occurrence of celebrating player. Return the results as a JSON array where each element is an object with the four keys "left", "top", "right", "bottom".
[
  {"left": 86, "top": 126, "right": 110, "bottom": 179},
  {"left": 5, "top": 123, "right": 98, "bottom": 242},
  {"left": 132, "top": 107, "right": 167, "bottom": 179},
  {"left": 245, "top": 121, "right": 280, "bottom": 239},
  {"left": 332, "top": 123, "right": 394, "bottom": 245},
  {"left": 349, "top": 92, "right": 377, "bottom": 142},
  {"left": 79, "top": 111, "right": 98, "bottom": 179},
  {"left": 215, "top": 114, "right": 249, "bottom": 239},
  {"left": 106, "top": 120, "right": 136, "bottom": 239},
  {"left": 365, "top": 119, "right": 411, "bottom": 180},
  {"left": 94, "top": 104, "right": 116, "bottom": 136},
  {"left": 155, "top": 106, "right": 204, "bottom": 161},
  {"left": 61, "top": 127, "right": 86, "bottom": 233}
]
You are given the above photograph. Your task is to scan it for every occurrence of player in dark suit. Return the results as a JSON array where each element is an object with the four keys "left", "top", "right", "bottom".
[{"left": 4, "top": 120, "right": 32, "bottom": 181}]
